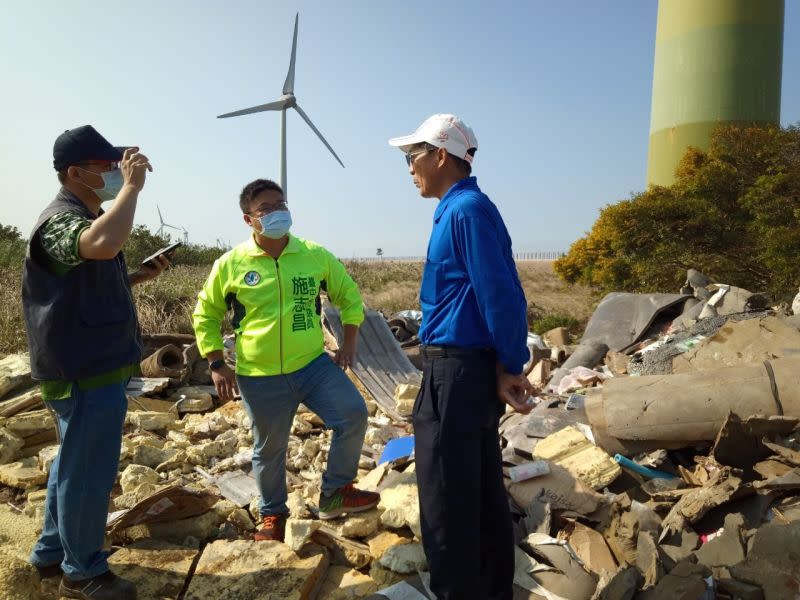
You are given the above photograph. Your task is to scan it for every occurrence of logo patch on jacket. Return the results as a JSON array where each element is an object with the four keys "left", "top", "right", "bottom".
[{"left": 243, "top": 271, "right": 261, "bottom": 286}]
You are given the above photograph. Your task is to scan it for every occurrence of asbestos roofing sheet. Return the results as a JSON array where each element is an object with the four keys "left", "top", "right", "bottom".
[
  {"left": 323, "top": 303, "right": 421, "bottom": 421},
  {"left": 581, "top": 292, "right": 688, "bottom": 352}
]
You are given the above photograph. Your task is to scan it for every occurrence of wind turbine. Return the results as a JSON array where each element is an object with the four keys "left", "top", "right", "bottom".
[
  {"left": 217, "top": 13, "right": 344, "bottom": 199},
  {"left": 157, "top": 205, "right": 187, "bottom": 242}
]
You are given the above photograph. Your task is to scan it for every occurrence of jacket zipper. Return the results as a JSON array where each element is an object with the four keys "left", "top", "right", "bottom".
[{"left": 274, "top": 258, "right": 284, "bottom": 374}]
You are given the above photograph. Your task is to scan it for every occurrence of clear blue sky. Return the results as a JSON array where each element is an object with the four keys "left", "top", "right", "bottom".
[{"left": 1, "top": 1, "right": 798, "bottom": 257}]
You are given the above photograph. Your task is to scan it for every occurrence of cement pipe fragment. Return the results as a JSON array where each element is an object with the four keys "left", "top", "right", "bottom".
[
  {"left": 140, "top": 344, "right": 185, "bottom": 378},
  {"left": 586, "top": 357, "right": 800, "bottom": 444}
]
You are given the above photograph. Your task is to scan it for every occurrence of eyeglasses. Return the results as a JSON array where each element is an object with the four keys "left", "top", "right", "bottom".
[
  {"left": 249, "top": 201, "right": 288, "bottom": 216},
  {"left": 404, "top": 145, "right": 436, "bottom": 167}
]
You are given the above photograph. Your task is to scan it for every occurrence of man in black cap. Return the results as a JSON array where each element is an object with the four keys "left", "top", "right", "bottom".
[{"left": 24, "top": 125, "right": 168, "bottom": 600}]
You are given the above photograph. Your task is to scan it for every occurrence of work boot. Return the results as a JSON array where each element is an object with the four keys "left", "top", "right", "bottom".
[
  {"left": 318, "top": 483, "right": 380, "bottom": 519},
  {"left": 254, "top": 514, "right": 287, "bottom": 542},
  {"left": 59, "top": 570, "right": 137, "bottom": 600}
]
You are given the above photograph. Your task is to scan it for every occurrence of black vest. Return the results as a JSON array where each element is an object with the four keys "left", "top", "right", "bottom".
[{"left": 22, "top": 188, "right": 142, "bottom": 381}]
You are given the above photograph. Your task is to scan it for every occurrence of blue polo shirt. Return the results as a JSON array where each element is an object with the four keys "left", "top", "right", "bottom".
[{"left": 418, "top": 176, "right": 529, "bottom": 375}]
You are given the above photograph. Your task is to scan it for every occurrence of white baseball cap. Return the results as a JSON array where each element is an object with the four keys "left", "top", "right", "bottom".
[{"left": 388, "top": 114, "right": 478, "bottom": 164}]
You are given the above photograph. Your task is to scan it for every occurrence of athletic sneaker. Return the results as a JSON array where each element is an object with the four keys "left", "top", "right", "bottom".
[
  {"left": 59, "top": 571, "right": 136, "bottom": 600},
  {"left": 318, "top": 483, "right": 380, "bottom": 519},
  {"left": 254, "top": 514, "right": 287, "bottom": 542}
]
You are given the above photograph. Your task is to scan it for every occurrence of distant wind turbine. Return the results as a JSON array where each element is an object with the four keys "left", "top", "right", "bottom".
[
  {"left": 216, "top": 13, "right": 344, "bottom": 199},
  {"left": 157, "top": 205, "right": 188, "bottom": 243}
]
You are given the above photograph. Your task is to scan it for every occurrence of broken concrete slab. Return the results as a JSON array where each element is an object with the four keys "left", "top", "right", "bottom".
[
  {"left": 329, "top": 508, "right": 383, "bottom": 539},
  {"left": 506, "top": 463, "right": 605, "bottom": 515},
  {"left": 378, "top": 542, "right": 427, "bottom": 574},
  {"left": 286, "top": 518, "right": 321, "bottom": 552},
  {"left": 0, "top": 354, "right": 31, "bottom": 400},
  {"left": 3, "top": 408, "right": 54, "bottom": 437},
  {"left": 120, "top": 464, "right": 159, "bottom": 494},
  {"left": 365, "top": 530, "right": 412, "bottom": 560},
  {"left": 184, "top": 539, "right": 329, "bottom": 600},
  {"left": 0, "top": 457, "right": 47, "bottom": 489},
  {"left": 107, "top": 539, "right": 198, "bottom": 600},
  {"left": 393, "top": 384, "right": 418, "bottom": 418},
  {"left": 0, "top": 426, "right": 24, "bottom": 465},
  {"left": 533, "top": 426, "right": 621, "bottom": 490},
  {"left": 378, "top": 470, "right": 421, "bottom": 538},
  {"left": 318, "top": 565, "right": 380, "bottom": 600},
  {"left": 127, "top": 410, "right": 176, "bottom": 431},
  {"left": 312, "top": 526, "right": 373, "bottom": 569}
]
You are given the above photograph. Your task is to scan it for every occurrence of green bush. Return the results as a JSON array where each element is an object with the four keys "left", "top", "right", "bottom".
[
  {"left": 555, "top": 124, "right": 800, "bottom": 302},
  {"left": 530, "top": 313, "right": 581, "bottom": 335}
]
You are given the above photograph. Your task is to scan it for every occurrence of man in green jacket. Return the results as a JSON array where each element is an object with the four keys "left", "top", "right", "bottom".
[{"left": 193, "top": 178, "right": 379, "bottom": 541}]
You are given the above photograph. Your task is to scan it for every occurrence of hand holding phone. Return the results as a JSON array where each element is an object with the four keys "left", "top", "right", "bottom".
[{"left": 142, "top": 241, "right": 182, "bottom": 268}]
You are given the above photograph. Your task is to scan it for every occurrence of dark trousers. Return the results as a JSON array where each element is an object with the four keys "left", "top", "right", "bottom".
[{"left": 413, "top": 350, "right": 514, "bottom": 600}]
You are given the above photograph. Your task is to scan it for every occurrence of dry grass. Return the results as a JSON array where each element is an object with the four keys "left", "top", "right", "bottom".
[{"left": 0, "top": 260, "right": 599, "bottom": 357}]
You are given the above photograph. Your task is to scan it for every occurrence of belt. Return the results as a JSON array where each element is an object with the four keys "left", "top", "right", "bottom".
[{"left": 419, "top": 345, "right": 495, "bottom": 359}]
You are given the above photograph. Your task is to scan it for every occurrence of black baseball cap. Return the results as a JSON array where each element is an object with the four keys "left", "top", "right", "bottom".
[{"left": 53, "top": 125, "right": 126, "bottom": 171}]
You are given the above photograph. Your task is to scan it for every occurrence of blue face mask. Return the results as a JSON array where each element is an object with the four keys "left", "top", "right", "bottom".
[
  {"left": 258, "top": 210, "right": 292, "bottom": 239},
  {"left": 79, "top": 168, "right": 124, "bottom": 202}
]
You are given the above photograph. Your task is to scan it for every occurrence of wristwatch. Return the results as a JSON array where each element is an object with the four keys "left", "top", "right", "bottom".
[{"left": 209, "top": 358, "right": 226, "bottom": 371}]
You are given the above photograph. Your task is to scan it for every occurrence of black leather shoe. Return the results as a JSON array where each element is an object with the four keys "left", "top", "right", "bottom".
[{"left": 59, "top": 571, "right": 137, "bottom": 600}]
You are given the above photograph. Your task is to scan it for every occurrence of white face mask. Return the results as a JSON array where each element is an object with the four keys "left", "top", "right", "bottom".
[
  {"left": 258, "top": 210, "right": 293, "bottom": 239},
  {"left": 77, "top": 167, "right": 124, "bottom": 202}
]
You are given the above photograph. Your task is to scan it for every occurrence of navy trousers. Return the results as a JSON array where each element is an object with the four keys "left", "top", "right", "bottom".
[{"left": 413, "top": 350, "right": 514, "bottom": 600}]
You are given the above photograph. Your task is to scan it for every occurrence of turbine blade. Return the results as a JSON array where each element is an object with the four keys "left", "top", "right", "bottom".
[
  {"left": 217, "top": 100, "right": 286, "bottom": 118},
  {"left": 157, "top": 205, "right": 163, "bottom": 223},
  {"left": 282, "top": 13, "right": 299, "bottom": 94},
  {"left": 293, "top": 104, "right": 345, "bottom": 168}
]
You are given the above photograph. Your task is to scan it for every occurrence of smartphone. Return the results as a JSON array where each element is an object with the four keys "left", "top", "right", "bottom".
[{"left": 142, "top": 241, "right": 182, "bottom": 267}]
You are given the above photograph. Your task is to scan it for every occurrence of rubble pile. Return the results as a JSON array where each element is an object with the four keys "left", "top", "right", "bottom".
[
  {"left": 2, "top": 271, "right": 800, "bottom": 599},
  {"left": 495, "top": 271, "right": 800, "bottom": 599},
  {"left": 0, "top": 335, "right": 423, "bottom": 600}
]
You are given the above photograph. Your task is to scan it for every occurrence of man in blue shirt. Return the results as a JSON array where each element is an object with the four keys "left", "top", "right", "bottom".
[{"left": 389, "top": 114, "right": 534, "bottom": 600}]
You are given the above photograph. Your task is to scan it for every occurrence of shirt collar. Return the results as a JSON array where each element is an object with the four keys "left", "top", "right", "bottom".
[
  {"left": 433, "top": 176, "right": 478, "bottom": 222},
  {"left": 246, "top": 232, "right": 300, "bottom": 257}
]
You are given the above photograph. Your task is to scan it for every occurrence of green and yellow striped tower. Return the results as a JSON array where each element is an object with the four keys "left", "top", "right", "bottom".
[{"left": 647, "top": 0, "right": 785, "bottom": 187}]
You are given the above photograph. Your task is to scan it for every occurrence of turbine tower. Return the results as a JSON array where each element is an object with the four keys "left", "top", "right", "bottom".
[
  {"left": 217, "top": 13, "right": 344, "bottom": 199},
  {"left": 647, "top": 0, "right": 785, "bottom": 187}
]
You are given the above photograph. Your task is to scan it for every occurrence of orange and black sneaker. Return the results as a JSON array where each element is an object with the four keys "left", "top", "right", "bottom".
[
  {"left": 318, "top": 483, "right": 380, "bottom": 520},
  {"left": 254, "top": 514, "right": 287, "bottom": 542}
]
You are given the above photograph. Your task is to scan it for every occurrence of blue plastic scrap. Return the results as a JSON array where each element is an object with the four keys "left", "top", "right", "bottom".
[{"left": 379, "top": 436, "right": 415, "bottom": 465}]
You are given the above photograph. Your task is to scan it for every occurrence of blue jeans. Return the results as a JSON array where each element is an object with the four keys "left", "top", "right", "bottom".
[
  {"left": 29, "top": 381, "right": 127, "bottom": 580},
  {"left": 237, "top": 353, "right": 368, "bottom": 517}
]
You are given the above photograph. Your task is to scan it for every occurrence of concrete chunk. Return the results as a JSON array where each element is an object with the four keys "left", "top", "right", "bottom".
[{"left": 184, "top": 539, "right": 328, "bottom": 600}]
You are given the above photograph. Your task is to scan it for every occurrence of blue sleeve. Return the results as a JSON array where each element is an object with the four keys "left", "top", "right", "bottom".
[{"left": 455, "top": 207, "right": 529, "bottom": 375}]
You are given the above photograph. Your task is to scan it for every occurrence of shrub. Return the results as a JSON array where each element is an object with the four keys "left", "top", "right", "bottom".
[{"left": 555, "top": 124, "right": 800, "bottom": 302}]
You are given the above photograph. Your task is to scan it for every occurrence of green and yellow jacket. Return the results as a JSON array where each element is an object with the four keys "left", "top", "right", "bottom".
[{"left": 192, "top": 234, "right": 364, "bottom": 376}]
